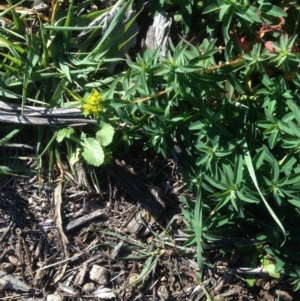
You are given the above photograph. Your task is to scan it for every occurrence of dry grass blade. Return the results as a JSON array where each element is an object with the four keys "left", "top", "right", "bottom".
[
  {"left": 53, "top": 182, "right": 69, "bottom": 283},
  {"left": 0, "top": 4, "right": 49, "bottom": 21}
]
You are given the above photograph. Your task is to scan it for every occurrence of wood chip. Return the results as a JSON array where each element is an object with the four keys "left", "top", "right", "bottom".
[
  {"left": 65, "top": 209, "right": 108, "bottom": 231},
  {"left": 0, "top": 270, "right": 33, "bottom": 292}
]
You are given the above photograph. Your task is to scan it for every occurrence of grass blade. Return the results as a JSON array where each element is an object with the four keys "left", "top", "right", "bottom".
[
  {"left": 194, "top": 174, "right": 204, "bottom": 275},
  {"left": 243, "top": 141, "right": 286, "bottom": 245}
]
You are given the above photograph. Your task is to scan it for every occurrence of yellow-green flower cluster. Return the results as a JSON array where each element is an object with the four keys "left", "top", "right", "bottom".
[{"left": 82, "top": 89, "right": 103, "bottom": 117}]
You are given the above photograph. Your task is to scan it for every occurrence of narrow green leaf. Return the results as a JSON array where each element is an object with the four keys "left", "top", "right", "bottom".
[
  {"left": 272, "top": 159, "right": 279, "bottom": 183},
  {"left": 139, "top": 69, "right": 149, "bottom": 95},
  {"left": 63, "top": 0, "right": 74, "bottom": 46},
  {"left": 286, "top": 198, "right": 300, "bottom": 208},
  {"left": 205, "top": 175, "right": 228, "bottom": 190},
  {"left": 284, "top": 173, "right": 300, "bottom": 185},
  {"left": 236, "top": 191, "right": 259, "bottom": 203},
  {"left": 287, "top": 100, "right": 300, "bottom": 126},
  {"left": 243, "top": 142, "right": 286, "bottom": 245},
  {"left": 286, "top": 35, "right": 297, "bottom": 51},
  {"left": 137, "top": 256, "right": 158, "bottom": 281},
  {"left": 280, "top": 155, "right": 297, "bottom": 172},
  {"left": 252, "top": 148, "right": 265, "bottom": 169},
  {"left": 59, "top": 55, "right": 72, "bottom": 82},
  {"left": 278, "top": 121, "right": 294, "bottom": 135},
  {"left": 219, "top": 4, "right": 230, "bottom": 20},
  {"left": 0, "top": 128, "right": 21, "bottom": 145},
  {"left": 22, "top": 35, "right": 40, "bottom": 113},
  {"left": 222, "top": 7, "right": 233, "bottom": 42},
  {"left": 287, "top": 120, "right": 300, "bottom": 138},
  {"left": 213, "top": 194, "right": 231, "bottom": 211},
  {"left": 268, "top": 130, "right": 280, "bottom": 149},
  {"left": 189, "top": 121, "right": 204, "bottom": 130},
  {"left": 234, "top": 6, "right": 261, "bottom": 23},
  {"left": 88, "top": 0, "right": 135, "bottom": 60},
  {"left": 6, "top": 0, "right": 26, "bottom": 35},
  {"left": 194, "top": 175, "right": 204, "bottom": 275},
  {"left": 0, "top": 165, "right": 36, "bottom": 176},
  {"left": 262, "top": 145, "right": 276, "bottom": 164},
  {"left": 202, "top": 1, "right": 227, "bottom": 14},
  {"left": 266, "top": 6, "right": 287, "bottom": 17},
  {"left": 234, "top": 155, "right": 243, "bottom": 185},
  {"left": 223, "top": 163, "right": 234, "bottom": 184}
]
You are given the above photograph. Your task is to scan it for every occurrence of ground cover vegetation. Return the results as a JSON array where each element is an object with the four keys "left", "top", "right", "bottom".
[{"left": 1, "top": 0, "right": 300, "bottom": 300}]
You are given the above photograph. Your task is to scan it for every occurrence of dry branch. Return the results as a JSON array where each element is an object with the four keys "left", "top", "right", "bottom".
[{"left": 0, "top": 101, "right": 96, "bottom": 126}]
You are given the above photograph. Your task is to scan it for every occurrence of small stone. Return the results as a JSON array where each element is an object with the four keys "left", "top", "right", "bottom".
[
  {"left": 46, "top": 294, "right": 65, "bottom": 301},
  {"left": 214, "top": 295, "right": 224, "bottom": 301},
  {"left": 128, "top": 273, "right": 139, "bottom": 286},
  {"left": 157, "top": 285, "right": 169, "bottom": 300},
  {"left": 82, "top": 282, "right": 96, "bottom": 293},
  {"left": 89, "top": 265, "right": 109, "bottom": 285},
  {"left": 124, "top": 273, "right": 140, "bottom": 298}
]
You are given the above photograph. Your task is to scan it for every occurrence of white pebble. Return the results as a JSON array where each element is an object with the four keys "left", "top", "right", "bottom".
[
  {"left": 46, "top": 294, "right": 65, "bottom": 301},
  {"left": 89, "top": 265, "right": 109, "bottom": 285}
]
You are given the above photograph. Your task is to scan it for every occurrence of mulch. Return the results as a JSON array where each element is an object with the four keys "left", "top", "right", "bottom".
[{"left": 0, "top": 154, "right": 299, "bottom": 301}]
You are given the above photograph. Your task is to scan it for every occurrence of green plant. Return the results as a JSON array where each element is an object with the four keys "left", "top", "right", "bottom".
[
  {"left": 91, "top": 0, "right": 300, "bottom": 287},
  {"left": 56, "top": 122, "right": 114, "bottom": 167},
  {"left": 2, "top": 0, "right": 300, "bottom": 292},
  {"left": 0, "top": 0, "right": 135, "bottom": 179}
]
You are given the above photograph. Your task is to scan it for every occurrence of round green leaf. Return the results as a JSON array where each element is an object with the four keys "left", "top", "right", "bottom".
[{"left": 96, "top": 123, "right": 115, "bottom": 146}]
